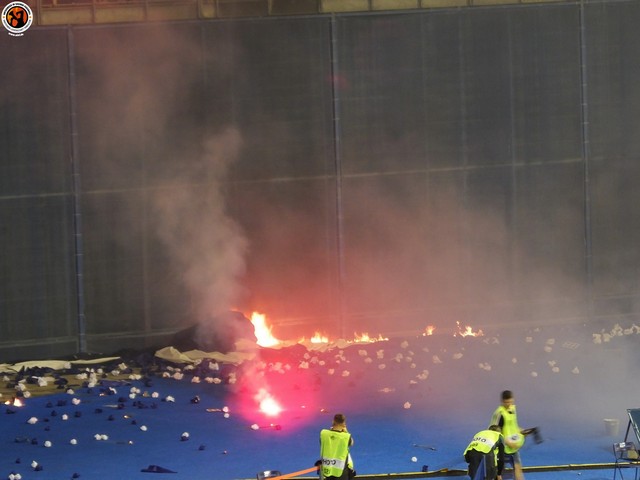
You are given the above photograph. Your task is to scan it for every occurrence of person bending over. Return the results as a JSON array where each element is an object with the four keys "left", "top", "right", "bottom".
[{"left": 464, "top": 424, "right": 504, "bottom": 480}]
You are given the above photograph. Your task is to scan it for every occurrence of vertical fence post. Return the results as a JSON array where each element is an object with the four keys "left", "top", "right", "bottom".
[
  {"left": 68, "top": 27, "right": 87, "bottom": 354},
  {"left": 330, "top": 14, "right": 346, "bottom": 338},
  {"left": 578, "top": 0, "right": 594, "bottom": 319}
]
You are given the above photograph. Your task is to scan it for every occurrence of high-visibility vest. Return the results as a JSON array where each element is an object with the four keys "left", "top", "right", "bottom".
[
  {"left": 464, "top": 429, "right": 502, "bottom": 456},
  {"left": 491, "top": 405, "right": 524, "bottom": 454},
  {"left": 320, "top": 429, "right": 351, "bottom": 478}
]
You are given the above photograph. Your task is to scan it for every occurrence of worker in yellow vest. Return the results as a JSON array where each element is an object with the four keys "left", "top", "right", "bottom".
[
  {"left": 490, "top": 390, "right": 526, "bottom": 480},
  {"left": 463, "top": 425, "right": 505, "bottom": 480},
  {"left": 320, "top": 413, "right": 355, "bottom": 480}
]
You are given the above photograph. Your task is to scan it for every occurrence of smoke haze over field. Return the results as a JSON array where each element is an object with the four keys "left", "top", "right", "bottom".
[
  {"left": 2, "top": 12, "right": 640, "bottom": 453},
  {"left": 74, "top": 25, "right": 251, "bottom": 345},
  {"left": 37, "top": 20, "right": 638, "bottom": 431},
  {"left": 151, "top": 127, "right": 248, "bottom": 321}
]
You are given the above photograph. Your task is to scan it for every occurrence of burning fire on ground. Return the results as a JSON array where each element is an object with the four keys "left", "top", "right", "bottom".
[
  {"left": 421, "top": 323, "right": 483, "bottom": 337},
  {"left": 423, "top": 325, "right": 435, "bottom": 336},
  {"left": 348, "top": 332, "right": 388, "bottom": 343},
  {"left": 251, "top": 310, "right": 483, "bottom": 348},
  {"left": 250, "top": 312, "right": 282, "bottom": 347},
  {"left": 249, "top": 311, "right": 388, "bottom": 348},
  {"left": 455, "top": 321, "right": 484, "bottom": 337},
  {"left": 309, "top": 332, "right": 329, "bottom": 344}
]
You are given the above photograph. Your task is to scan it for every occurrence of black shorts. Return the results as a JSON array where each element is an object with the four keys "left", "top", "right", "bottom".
[{"left": 465, "top": 449, "right": 497, "bottom": 480}]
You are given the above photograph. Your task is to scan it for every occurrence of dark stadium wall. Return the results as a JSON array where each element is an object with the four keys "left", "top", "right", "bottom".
[{"left": 1, "top": 1, "right": 640, "bottom": 360}]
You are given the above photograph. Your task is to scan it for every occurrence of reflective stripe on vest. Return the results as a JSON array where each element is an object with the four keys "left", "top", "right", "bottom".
[{"left": 464, "top": 429, "right": 501, "bottom": 455}]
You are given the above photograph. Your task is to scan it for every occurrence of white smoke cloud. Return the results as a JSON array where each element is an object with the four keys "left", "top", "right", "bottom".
[{"left": 151, "top": 126, "right": 248, "bottom": 323}]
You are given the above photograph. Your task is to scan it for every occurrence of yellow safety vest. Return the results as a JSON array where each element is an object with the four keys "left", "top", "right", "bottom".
[
  {"left": 320, "top": 429, "right": 352, "bottom": 478},
  {"left": 490, "top": 405, "right": 524, "bottom": 454},
  {"left": 464, "top": 429, "right": 502, "bottom": 456}
]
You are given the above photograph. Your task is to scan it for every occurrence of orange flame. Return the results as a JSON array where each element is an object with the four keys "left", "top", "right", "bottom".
[
  {"left": 249, "top": 311, "right": 389, "bottom": 347},
  {"left": 250, "top": 312, "right": 281, "bottom": 347},
  {"left": 4, "top": 398, "right": 24, "bottom": 407},
  {"left": 350, "top": 332, "right": 388, "bottom": 343},
  {"left": 455, "top": 321, "right": 484, "bottom": 337},
  {"left": 309, "top": 332, "right": 329, "bottom": 344},
  {"left": 423, "top": 325, "right": 435, "bottom": 336}
]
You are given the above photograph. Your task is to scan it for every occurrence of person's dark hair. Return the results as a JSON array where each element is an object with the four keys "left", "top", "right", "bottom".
[
  {"left": 333, "top": 413, "right": 346, "bottom": 425},
  {"left": 489, "top": 424, "right": 501, "bottom": 432},
  {"left": 501, "top": 390, "right": 513, "bottom": 401}
]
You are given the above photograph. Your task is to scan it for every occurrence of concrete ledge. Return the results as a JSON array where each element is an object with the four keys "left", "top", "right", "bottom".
[
  {"left": 269, "top": 0, "right": 319, "bottom": 15},
  {"left": 217, "top": 0, "right": 268, "bottom": 17},
  {"left": 421, "top": 0, "right": 469, "bottom": 7},
  {"left": 320, "top": 0, "right": 369, "bottom": 12},
  {"left": 199, "top": 1, "right": 216, "bottom": 17},
  {"left": 40, "top": 6, "right": 94, "bottom": 25},
  {"left": 147, "top": 2, "right": 198, "bottom": 21},
  {"left": 33, "top": 0, "right": 579, "bottom": 26},
  {"left": 472, "top": 0, "right": 516, "bottom": 5},
  {"left": 372, "top": 0, "right": 418, "bottom": 10},
  {"left": 94, "top": 4, "right": 146, "bottom": 23}
]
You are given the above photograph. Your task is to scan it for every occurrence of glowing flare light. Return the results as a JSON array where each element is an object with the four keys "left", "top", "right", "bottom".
[
  {"left": 255, "top": 388, "right": 282, "bottom": 417},
  {"left": 4, "top": 398, "right": 24, "bottom": 407}
]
